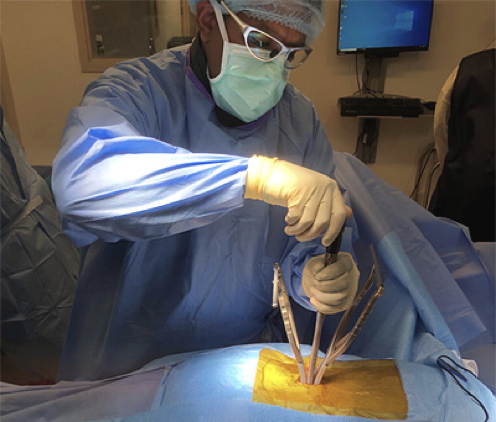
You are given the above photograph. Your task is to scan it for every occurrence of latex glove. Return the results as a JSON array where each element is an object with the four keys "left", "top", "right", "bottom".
[
  {"left": 302, "top": 252, "right": 359, "bottom": 314},
  {"left": 244, "top": 155, "right": 348, "bottom": 246}
]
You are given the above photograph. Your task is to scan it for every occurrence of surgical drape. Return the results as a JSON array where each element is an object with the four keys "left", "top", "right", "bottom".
[{"left": 1, "top": 109, "right": 79, "bottom": 382}]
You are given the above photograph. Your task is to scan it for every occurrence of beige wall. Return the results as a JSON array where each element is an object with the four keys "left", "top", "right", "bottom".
[
  {"left": 155, "top": 0, "right": 183, "bottom": 51},
  {"left": 2, "top": 0, "right": 96, "bottom": 163},
  {"left": 2, "top": 0, "right": 495, "bottom": 195},
  {"left": 290, "top": 0, "right": 496, "bottom": 194}
]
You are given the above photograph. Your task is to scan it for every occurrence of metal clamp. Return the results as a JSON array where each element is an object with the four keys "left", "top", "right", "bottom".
[{"left": 273, "top": 244, "right": 384, "bottom": 385}]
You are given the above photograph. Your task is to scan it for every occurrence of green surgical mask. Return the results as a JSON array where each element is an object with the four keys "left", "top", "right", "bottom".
[{"left": 209, "top": 2, "right": 289, "bottom": 123}]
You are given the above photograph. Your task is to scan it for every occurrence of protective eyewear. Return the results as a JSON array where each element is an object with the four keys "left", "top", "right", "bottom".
[{"left": 217, "top": 0, "right": 313, "bottom": 69}]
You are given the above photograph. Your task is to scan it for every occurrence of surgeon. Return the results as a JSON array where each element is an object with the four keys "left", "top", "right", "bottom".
[{"left": 52, "top": 0, "right": 360, "bottom": 381}]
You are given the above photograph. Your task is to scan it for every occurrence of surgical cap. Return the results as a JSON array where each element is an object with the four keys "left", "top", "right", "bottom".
[{"left": 188, "top": 0, "right": 325, "bottom": 44}]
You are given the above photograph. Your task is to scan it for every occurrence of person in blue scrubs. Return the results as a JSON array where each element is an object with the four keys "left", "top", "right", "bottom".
[{"left": 52, "top": 0, "right": 360, "bottom": 380}]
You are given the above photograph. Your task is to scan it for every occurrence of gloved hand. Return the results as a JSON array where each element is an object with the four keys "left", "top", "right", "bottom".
[
  {"left": 302, "top": 252, "right": 359, "bottom": 314},
  {"left": 244, "top": 155, "right": 348, "bottom": 246}
]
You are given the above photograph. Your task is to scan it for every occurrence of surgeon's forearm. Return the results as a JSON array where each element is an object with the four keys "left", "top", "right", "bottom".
[{"left": 52, "top": 108, "right": 249, "bottom": 246}]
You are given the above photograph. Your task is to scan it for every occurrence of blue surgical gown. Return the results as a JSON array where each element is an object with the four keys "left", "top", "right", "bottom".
[{"left": 52, "top": 45, "right": 336, "bottom": 380}]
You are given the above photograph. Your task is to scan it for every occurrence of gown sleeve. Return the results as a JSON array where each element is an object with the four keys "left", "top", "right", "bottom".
[{"left": 52, "top": 63, "right": 249, "bottom": 248}]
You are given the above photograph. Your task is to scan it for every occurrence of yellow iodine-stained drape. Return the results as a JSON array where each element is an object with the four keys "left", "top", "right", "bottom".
[{"left": 253, "top": 349, "right": 408, "bottom": 419}]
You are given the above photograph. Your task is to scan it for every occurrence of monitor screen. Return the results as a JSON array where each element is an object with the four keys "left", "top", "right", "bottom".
[{"left": 337, "top": 0, "right": 434, "bottom": 57}]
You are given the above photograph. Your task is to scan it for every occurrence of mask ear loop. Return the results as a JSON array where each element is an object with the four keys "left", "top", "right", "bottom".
[
  {"left": 207, "top": 1, "right": 231, "bottom": 81},
  {"left": 210, "top": 0, "right": 229, "bottom": 43}
]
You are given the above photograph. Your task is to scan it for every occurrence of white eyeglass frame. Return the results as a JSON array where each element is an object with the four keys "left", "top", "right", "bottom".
[{"left": 217, "top": 0, "right": 312, "bottom": 69}]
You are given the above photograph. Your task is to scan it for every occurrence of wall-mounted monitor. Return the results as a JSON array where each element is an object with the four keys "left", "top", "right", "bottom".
[{"left": 337, "top": 0, "right": 435, "bottom": 57}]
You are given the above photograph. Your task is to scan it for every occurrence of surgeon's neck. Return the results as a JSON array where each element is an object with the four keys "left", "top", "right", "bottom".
[{"left": 190, "top": 35, "right": 245, "bottom": 128}]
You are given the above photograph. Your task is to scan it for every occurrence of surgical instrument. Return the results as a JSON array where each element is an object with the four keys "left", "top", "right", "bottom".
[
  {"left": 313, "top": 244, "right": 384, "bottom": 384},
  {"left": 273, "top": 263, "right": 307, "bottom": 383},
  {"left": 273, "top": 243, "right": 384, "bottom": 385},
  {"left": 307, "top": 227, "right": 344, "bottom": 384}
]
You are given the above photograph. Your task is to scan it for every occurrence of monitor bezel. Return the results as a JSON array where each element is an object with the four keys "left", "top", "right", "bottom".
[{"left": 336, "top": 0, "right": 435, "bottom": 58}]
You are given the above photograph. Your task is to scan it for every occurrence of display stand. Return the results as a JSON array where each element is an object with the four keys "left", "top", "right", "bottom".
[{"left": 355, "top": 57, "right": 387, "bottom": 164}]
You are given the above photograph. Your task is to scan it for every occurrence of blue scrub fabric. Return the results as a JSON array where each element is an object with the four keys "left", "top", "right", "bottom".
[
  {"left": 1, "top": 109, "right": 79, "bottom": 382},
  {"left": 327, "top": 153, "right": 495, "bottom": 398},
  {"left": 52, "top": 45, "right": 333, "bottom": 381},
  {"left": 332, "top": 153, "right": 494, "bottom": 355},
  {"left": 52, "top": 44, "right": 494, "bottom": 394},
  {"left": 1, "top": 344, "right": 494, "bottom": 422},
  {"left": 3, "top": 152, "right": 495, "bottom": 420}
]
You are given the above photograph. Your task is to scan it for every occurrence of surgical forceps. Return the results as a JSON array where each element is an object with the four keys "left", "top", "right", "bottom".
[
  {"left": 273, "top": 263, "right": 307, "bottom": 383},
  {"left": 307, "top": 227, "right": 344, "bottom": 384},
  {"left": 273, "top": 240, "right": 384, "bottom": 385}
]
